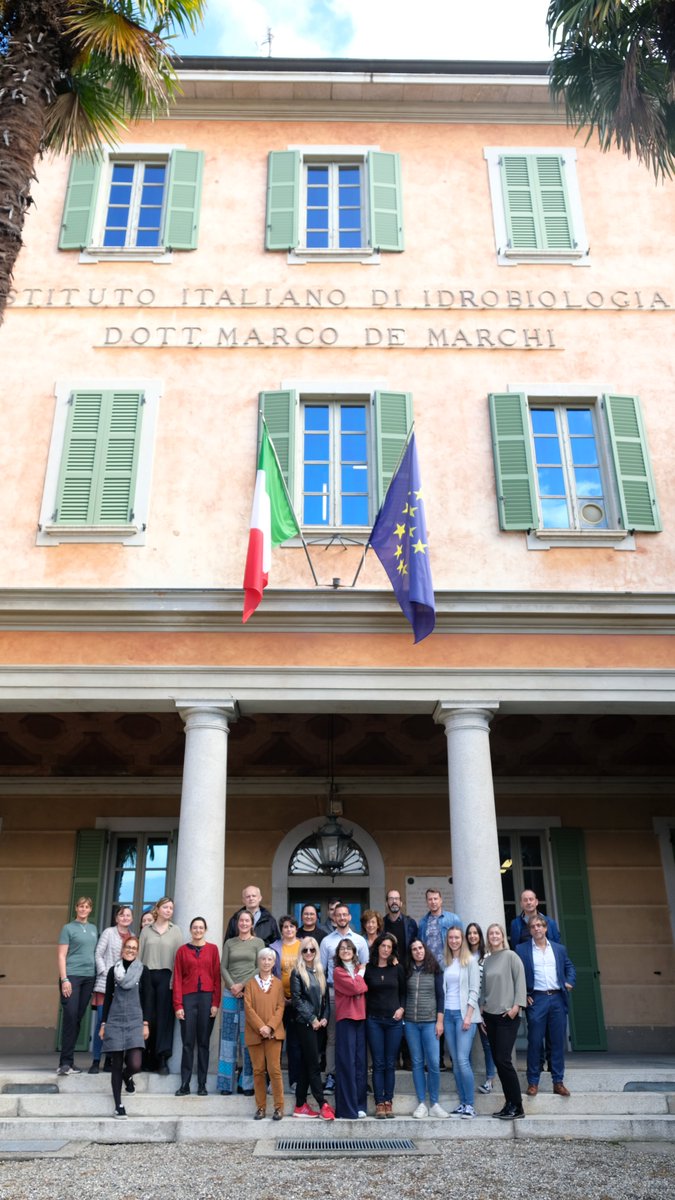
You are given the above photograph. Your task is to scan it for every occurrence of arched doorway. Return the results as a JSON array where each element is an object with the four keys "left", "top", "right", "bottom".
[{"left": 271, "top": 817, "right": 385, "bottom": 927}]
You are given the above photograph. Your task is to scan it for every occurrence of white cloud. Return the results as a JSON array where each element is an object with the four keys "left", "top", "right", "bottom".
[{"left": 183, "top": 0, "right": 552, "bottom": 61}]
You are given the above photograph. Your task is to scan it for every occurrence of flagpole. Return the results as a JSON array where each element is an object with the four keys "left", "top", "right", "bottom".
[
  {"left": 347, "top": 422, "right": 416, "bottom": 588},
  {"left": 260, "top": 414, "right": 320, "bottom": 587}
]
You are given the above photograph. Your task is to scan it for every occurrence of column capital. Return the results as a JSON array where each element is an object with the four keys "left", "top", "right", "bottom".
[
  {"left": 175, "top": 699, "right": 239, "bottom": 732},
  {"left": 432, "top": 701, "right": 499, "bottom": 732}
]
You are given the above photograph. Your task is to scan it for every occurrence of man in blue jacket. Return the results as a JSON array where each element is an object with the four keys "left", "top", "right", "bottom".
[
  {"left": 510, "top": 889, "right": 561, "bottom": 949},
  {"left": 516, "top": 915, "right": 576, "bottom": 1096}
]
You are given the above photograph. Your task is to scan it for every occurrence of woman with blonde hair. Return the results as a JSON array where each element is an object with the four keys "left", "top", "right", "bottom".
[
  {"left": 139, "top": 896, "right": 183, "bottom": 1074},
  {"left": 443, "top": 925, "right": 482, "bottom": 1119},
  {"left": 480, "top": 923, "right": 527, "bottom": 1120},
  {"left": 290, "top": 937, "right": 334, "bottom": 1119}
]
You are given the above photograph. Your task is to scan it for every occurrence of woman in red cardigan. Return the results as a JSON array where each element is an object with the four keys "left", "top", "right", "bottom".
[
  {"left": 333, "top": 938, "right": 368, "bottom": 1119},
  {"left": 173, "top": 917, "right": 221, "bottom": 1096}
]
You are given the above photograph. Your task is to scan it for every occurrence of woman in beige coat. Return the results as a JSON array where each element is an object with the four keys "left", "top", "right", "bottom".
[{"left": 243, "top": 947, "right": 286, "bottom": 1120}]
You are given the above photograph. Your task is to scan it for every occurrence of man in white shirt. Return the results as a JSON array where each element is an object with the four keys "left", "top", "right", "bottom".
[
  {"left": 319, "top": 905, "right": 368, "bottom": 1090},
  {"left": 516, "top": 915, "right": 576, "bottom": 1096}
]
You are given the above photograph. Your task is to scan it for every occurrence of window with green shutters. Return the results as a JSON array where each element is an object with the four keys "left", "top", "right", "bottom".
[
  {"left": 38, "top": 379, "right": 161, "bottom": 546},
  {"left": 260, "top": 388, "right": 412, "bottom": 532},
  {"left": 266, "top": 149, "right": 404, "bottom": 257},
  {"left": 489, "top": 391, "right": 661, "bottom": 540},
  {"left": 484, "top": 147, "right": 589, "bottom": 264},
  {"left": 60, "top": 148, "right": 204, "bottom": 256}
]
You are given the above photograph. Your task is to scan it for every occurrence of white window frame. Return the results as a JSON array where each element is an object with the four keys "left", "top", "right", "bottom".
[
  {"left": 80, "top": 143, "right": 181, "bottom": 264},
  {"left": 484, "top": 146, "right": 590, "bottom": 266},
  {"left": 283, "top": 378, "right": 387, "bottom": 543},
  {"left": 288, "top": 145, "right": 381, "bottom": 265},
  {"left": 508, "top": 383, "right": 635, "bottom": 551},
  {"left": 37, "top": 377, "right": 161, "bottom": 546}
]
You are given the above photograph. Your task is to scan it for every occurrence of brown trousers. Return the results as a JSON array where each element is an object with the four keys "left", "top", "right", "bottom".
[{"left": 248, "top": 1039, "right": 284, "bottom": 1111}]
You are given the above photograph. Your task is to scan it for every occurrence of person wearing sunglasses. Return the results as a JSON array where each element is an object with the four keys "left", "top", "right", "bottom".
[{"left": 289, "top": 938, "right": 334, "bottom": 1120}]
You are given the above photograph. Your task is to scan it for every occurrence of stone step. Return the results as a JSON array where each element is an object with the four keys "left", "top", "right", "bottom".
[
  {"left": 0, "top": 1112, "right": 673, "bottom": 1144},
  {"left": 2, "top": 1089, "right": 671, "bottom": 1119}
]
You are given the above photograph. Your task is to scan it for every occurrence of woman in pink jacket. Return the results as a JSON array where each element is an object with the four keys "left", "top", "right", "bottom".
[{"left": 333, "top": 938, "right": 368, "bottom": 1119}]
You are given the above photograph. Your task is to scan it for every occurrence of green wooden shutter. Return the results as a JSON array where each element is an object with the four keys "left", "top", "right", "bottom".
[
  {"left": 56, "top": 829, "right": 107, "bottom": 1052},
  {"left": 259, "top": 390, "right": 298, "bottom": 496},
  {"left": 488, "top": 392, "right": 538, "bottom": 530},
  {"left": 501, "top": 154, "right": 573, "bottom": 251},
  {"left": 550, "top": 828, "right": 607, "bottom": 1051},
  {"left": 164, "top": 149, "right": 204, "bottom": 250},
  {"left": 368, "top": 152, "right": 404, "bottom": 252},
  {"left": 59, "top": 156, "right": 102, "bottom": 250},
  {"left": 265, "top": 151, "right": 300, "bottom": 250},
  {"left": 373, "top": 391, "right": 413, "bottom": 505},
  {"left": 604, "top": 394, "right": 661, "bottom": 531},
  {"left": 55, "top": 390, "right": 143, "bottom": 525}
]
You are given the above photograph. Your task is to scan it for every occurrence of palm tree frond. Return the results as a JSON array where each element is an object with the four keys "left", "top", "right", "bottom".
[
  {"left": 43, "top": 80, "right": 128, "bottom": 158},
  {"left": 137, "top": 0, "right": 208, "bottom": 38}
]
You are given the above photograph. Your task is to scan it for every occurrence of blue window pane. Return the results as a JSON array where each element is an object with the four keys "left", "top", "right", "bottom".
[
  {"left": 306, "top": 210, "right": 328, "bottom": 230},
  {"left": 115, "top": 872, "right": 136, "bottom": 904},
  {"left": 575, "top": 468, "right": 603, "bottom": 497},
  {"left": 570, "top": 439, "right": 598, "bottom": 466},
  {"left": 567, "top": 409, "right": 593, "bottom": 435},
  {"left": 307, "top": 187, "right": 329, "bottom": 206},
  {"left": 537, "top": 467, "right": 565, "bottom": 496},
  {"left": 342, "top": 433, "right": 367, "bottom": 461},
  {"left": 144, "top": 165, "right": 166, "bottom": 184},
  {"left": 307, "top": 230, "right": 329, "bottom": 248},
  {"left": 141, "top": 185, "right": 163, "bottom": 207},
  {"left": 339, "top": 167, "right": 360, "bottom": 185},
  {"left": 342, "top": 495, "right": 369, "bottom": 524},
  {"left": 534, "top": 437, "right": 562, "bottom": 465},
  {"left": 341, "top": 464, "right": 369, "bottom": 490},
  {"left": 339, "top": 186, "right": 361, "bottom": 206},
  {"left": 138, "top": 207, "right": 161, "bottom": 228},
  {"left": 304, "top": 495, "right": 328, "bottom": 524},
  {"left": 304, "top": 464, "right": 329, "bottom": 492},
  {"left": 103, "top": 228, "right": 127, "bottom": 247},
  {"left": 143, "top": 872, "right": 167, "bottom": 905},
  {"left": 304, "top": 433, "right": 329, "bottom": 460},
  {"left": 146, "top": 840, "right": 168, "bottom": 868},
  {"left": 340, "top": 211, "right": 362, "bottom": 230},
  {"left": 305, "top": 407, "right": 329, "bottom": 431},
  {"left": 541, "top": 498, "right": 570, "bottom": 528},
  {"left": 531, "top": 409, "right": 557, "bottom": 434},
  {"left": 341, "top": 407, "right": 366, "bottom": 432},
  {"left": 307, "top": 167, "right": 328, "bottom": 185},
  {"left": 112, "top": 164, "right": 134, "bottom": 183},
  {"left": 339, "top": 229, "right": 362, "bottom": 248},
  {"left": 109, "top": 184, "right": 132, "bottom": 205},
  {"left": 136, "top": 229, "right": 160, "bottom": 247}
]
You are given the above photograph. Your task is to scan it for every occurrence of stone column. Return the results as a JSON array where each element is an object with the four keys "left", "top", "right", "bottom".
[
  {"left": 433, "top": 703, "right": 505, "bottom": 934},
  {"left": 170, "top": 701, "right": 236, "bottom": 1072}
]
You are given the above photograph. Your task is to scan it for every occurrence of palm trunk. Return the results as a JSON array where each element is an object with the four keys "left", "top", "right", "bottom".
[{"left": 0, "top": 3, "right": 66, "bottom": 324}]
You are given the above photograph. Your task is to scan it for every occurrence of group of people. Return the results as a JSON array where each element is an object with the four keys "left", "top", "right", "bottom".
[{"left": 56, "top": 883, "right": 575, "bottom": 1122}]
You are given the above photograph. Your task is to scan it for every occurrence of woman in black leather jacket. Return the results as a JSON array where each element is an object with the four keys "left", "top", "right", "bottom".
[{"left": 289, "top": 937, "right": 334, "bottom": 1120}]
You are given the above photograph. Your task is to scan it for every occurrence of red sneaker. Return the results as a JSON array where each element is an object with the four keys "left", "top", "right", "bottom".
[
  {"left": 293, "top": 1103, "right": 319, "bottom": 1118},
  {"left": 319, "top": 1102, "right": 336, "bottom": 1121}
]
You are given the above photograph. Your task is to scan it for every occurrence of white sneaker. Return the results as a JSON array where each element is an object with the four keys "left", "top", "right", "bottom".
[
  {"left": 357, "top": 1110, "right": 367, "bottom": 1119},
  {"left": 429, "top": 1103, "right": 449, "bottom": 1119},
  {"left": 478, "top": 1079, "right": 494, "bottom": 1094},
  {"left": 451, "top": 1104, "right": 465, "bottom": 1115},
  {"left": 460, "top": 1104, "right": 475, "bottom": 1119},
  {"left": 412, "top": 1102, "right": 428, "bottom": 1119}
]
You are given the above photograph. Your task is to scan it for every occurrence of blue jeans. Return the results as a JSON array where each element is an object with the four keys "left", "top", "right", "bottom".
[
  {"left": 444, "top": 1009, "right": 477, "bottom": 1107},
  {"left": 366, "top": 1016, "right": 403, "bottom": 1104},
  {"left": 478, "top": 1022, "right": 496, "bottom": 1079},
  {"left": 405, "top": 1020, "right": 441, "bottom": 1105}
]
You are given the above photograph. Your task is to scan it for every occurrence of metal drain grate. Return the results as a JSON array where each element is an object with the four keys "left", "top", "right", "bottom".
[{"left": 270, "top": 1137, "right": 423, "bottom": 1157}]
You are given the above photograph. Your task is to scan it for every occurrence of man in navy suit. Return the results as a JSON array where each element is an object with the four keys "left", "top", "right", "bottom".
[{"left": 516, "top": 915, "right": 576, "bottom": 1096}]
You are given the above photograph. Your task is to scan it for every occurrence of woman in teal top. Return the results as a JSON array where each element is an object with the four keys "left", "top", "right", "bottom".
[{"left": 56, "top": 896, "right": 98, "bottom": 1075}]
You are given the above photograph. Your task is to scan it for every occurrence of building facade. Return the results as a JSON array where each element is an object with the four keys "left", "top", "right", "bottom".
[{"left": 0, "top": 58, "right": 674, "bottom": 1054}]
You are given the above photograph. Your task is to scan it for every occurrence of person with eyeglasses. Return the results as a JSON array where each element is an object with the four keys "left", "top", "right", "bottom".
[
  {"left": 289, "top": 937, "right": 335, "bottom": 1120},
  {"left": 100, "top": 936, "right": 152, "bottom": 1119}
]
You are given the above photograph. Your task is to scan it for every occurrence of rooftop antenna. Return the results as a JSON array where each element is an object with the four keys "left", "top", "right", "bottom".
[{"left": 257, "top": 27, "right": 273, "bottom": 57}]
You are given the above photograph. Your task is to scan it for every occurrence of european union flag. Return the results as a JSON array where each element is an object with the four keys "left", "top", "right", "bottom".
[{"left": 369, "top": 433, "right": 435, "bottom": 643}]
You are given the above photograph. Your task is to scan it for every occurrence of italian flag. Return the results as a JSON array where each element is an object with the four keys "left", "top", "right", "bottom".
[{"left": 242, "top": 425, "right": 300, "bottom": 623}]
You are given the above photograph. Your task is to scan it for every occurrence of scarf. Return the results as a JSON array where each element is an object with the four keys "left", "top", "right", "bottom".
[{"left": 113, "top": 957, "right": 143, "bottom": 988}]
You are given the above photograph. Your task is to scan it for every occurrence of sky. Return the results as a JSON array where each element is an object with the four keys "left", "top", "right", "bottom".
[{"left": 171, "top": 0, "right": 553, "bottom": 62}]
